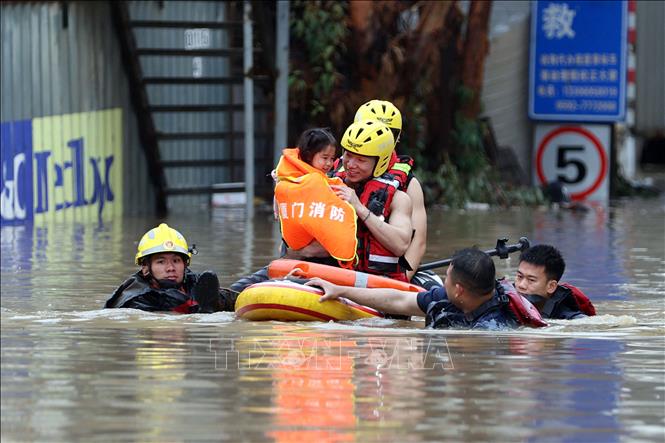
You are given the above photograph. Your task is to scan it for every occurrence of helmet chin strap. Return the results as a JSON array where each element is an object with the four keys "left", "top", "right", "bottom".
[{"left": 142, "top": 263, "right": 181, "bottom": 289}]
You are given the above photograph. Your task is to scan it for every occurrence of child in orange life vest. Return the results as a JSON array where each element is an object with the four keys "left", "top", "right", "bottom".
[
  {"left": 271, "top": 128, "right": 338, "bottom": 210},
  {"left": 229, "top": 129, "right": 345, "bottom": 295},
  {"left": 294, "top": 127, "right": 337, "bottom": 174},
  {"left": 272, "top": 128, "right": 358, "bottom": 265}
]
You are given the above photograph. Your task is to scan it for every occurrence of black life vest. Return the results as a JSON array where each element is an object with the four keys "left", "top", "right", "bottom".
[
  {"left": 105, "top": 270, "right": 199, "bottom": 313},
  {"left": 425, "top": 280, "right": 546, "bottom": 329},
  {"left": 559, "top": 283, "right": 596, "bottom": 316}
]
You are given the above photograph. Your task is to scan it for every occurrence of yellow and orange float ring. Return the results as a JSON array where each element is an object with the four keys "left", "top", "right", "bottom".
[
  {"left": 235, "top": 280, "right": 382, "bottom": 322},
  {"left": 267, "top": 258, "right": 425, "bottom": 292}
]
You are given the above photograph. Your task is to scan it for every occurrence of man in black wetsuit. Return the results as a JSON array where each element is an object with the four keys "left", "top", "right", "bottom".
[
  {"left": 515, "top": 244, "right": 596, "bottom": 320},
  {"left": 307, "top": 248, "right": 525, "bottom": 330},
  {"left": 105, "top": 223, "right": 236, "bottom": 313}
]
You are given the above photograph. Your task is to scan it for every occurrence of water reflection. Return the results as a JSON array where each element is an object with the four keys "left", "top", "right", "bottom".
[
  {"left": 261, "top": 331, "right": 357, "bottom": 442},
  {"left": 1, "top": 197, "right": 664, "bottom": 442},
  {"left": 1, "top": 223, "right": 33, "bottom": 271}
]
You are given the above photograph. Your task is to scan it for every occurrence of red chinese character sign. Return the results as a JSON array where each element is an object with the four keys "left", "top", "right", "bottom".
[{"left": 533, "top": 124, "right": 610, "bottom": 202}]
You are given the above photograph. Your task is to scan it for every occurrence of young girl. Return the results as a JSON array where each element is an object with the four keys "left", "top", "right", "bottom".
[
  {"left": 294, "top": 127, "right": 337, "bottom": 174},
  {"left": 271, "top": 128, "right": 337, "bottom": 184},
  {"left": 273, "top": 128, "right": 358, "bottom": 265}
]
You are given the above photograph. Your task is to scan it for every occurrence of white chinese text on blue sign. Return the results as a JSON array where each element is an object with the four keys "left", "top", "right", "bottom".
[{"left": 529, "top": 1, "right": 627, "bottom": 121}]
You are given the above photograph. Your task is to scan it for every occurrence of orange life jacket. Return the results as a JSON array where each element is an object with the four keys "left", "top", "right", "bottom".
[{"left": 274, "top": 148, "right": 358, "bottom": 263}]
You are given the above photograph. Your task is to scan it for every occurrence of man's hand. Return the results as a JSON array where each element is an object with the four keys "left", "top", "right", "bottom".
[
  {"left": 306, "top": 277, "right": 424, "bottom": 317},
  {"left": 305, "top": 277, "right": 345, "bottom": 302},
  {"left": 330, "top": 184, "right": 362, "bottom": 211}
]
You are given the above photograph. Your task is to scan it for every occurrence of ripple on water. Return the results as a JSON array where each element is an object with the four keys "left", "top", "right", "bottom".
[{"left": 1, "top": 201, "right": 664, "bottom": 442}]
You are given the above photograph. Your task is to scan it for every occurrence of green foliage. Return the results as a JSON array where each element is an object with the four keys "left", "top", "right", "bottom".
[
  {"left": 452, "top": 113, "right": 486, "bottom": 175},
  {"left": 456, "top": 84, "right": 475, "bottom": 107},
  {"left": 290, "top": 1, "right": 348, "bottom": 119},
  {"left": 399, "top": 97, "right": 427, "bottom": 164},
  {"left": 416, "top": 110, "right": 547, "bottom": 208},
  {"left": 287, "top": 3, "right": 546, "bottom": 208}
]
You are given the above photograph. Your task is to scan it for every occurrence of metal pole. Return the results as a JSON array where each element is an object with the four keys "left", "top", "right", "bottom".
[
  {"left": 274, "top": 0, "right": 290, "bottom": 166},
  {"left": 243, "top": 0, "right": 255, "bottom": 219}
]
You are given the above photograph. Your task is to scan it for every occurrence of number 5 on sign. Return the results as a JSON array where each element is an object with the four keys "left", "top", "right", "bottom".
[
  {"left": 533, "top": 124, "right": 611, "bottom": 202},
  {"left": 556, "top": 145, "right": 587, "bottom": 184}
]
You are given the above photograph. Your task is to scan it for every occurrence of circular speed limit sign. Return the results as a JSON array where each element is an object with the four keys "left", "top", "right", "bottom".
[{"left": 534, "top": 124, "right": 610, "bottom": 201}]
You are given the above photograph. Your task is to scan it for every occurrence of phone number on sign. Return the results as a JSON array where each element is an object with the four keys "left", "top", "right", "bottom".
[{"left": 554, "top": 100, "right": 617, "bottom": 112}]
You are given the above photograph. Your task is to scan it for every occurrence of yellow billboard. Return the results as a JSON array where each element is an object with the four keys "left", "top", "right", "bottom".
[{"left": 30, "top": 108, "right": 123, "bottom": 223}]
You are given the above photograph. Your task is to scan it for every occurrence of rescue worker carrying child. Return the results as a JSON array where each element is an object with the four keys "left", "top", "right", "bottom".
[{"left": 332, "top": 119, "right": 413, "bottom": 282}]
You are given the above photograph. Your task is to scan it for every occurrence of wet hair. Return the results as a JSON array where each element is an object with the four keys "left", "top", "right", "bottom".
[
  {"left": 449, "top": 248, "right": 496, "bottom": 297},
  {"left": 519, "top": 244, "right": 565, "bottom": 282},
  {"left": 297, "top": 127, "right": 337, "bottom": 165}
]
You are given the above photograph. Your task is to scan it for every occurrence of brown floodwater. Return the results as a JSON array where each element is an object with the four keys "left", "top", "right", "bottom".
[{"left": 1, "top": 196, "right": 664, "bottom": 442}]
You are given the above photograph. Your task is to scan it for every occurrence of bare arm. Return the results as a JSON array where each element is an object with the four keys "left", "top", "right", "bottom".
[
  {"left": 306, "top": 277, "right": 424, "bottom": 317},
  {"left": 404, "top": 178, "right": 427, "bottom": 279},
  {"left": 364, "top": 190, "right": 412, "bottom": 256}
]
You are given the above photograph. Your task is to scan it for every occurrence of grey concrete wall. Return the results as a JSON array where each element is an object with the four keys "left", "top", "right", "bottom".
[
  {"left": 481, "top": 16, "right": 533, "bottom": 182},
  {"left": 635, "top": 0, "right": 665, "bottom": 135}
]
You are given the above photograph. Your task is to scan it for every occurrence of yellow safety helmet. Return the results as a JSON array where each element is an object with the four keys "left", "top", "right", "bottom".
[
  {"left": 354, "top": 99, "right": 402, "bottom": 143},
  {"left": 135, "top": 223, "right": 192, "bottom": 266},
  {"left": 341, "top": 120, "right": 395, "bottom": 177}
]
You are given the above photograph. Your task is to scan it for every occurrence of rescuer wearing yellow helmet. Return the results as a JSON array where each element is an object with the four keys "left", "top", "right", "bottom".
[
  {"left": 228, "top": 120, "right": 414, "bottom": 297},
  {"left": 353, "top": 99, "right": 435, "bottom": 288},
  {"left": 354, "top": 99, "right": 403, "bottom": 142},
  {"left": 329, "top": 119, "right": 413, "bottom": 282},
  {"left": 105, "top": 223, "right": 236, "bottom": 313}
]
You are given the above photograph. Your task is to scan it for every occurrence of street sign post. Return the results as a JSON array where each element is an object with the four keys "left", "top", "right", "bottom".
[
  {"left": 529, "top": 1, "right": 627, "bottom": 122},
  {"left": 533, "top": 123, "right": 611, "bottom": 202}
]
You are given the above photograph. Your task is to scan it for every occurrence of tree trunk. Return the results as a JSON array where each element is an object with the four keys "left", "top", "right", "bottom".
[
  {"left": 426, "top": 2, "right": 464, "bottom": 167},
  {"left": 459, "top": 0, "right": 492, "bottom": 120}
]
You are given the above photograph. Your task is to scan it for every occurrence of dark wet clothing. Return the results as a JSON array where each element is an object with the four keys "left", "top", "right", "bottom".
[
  {"left": 105, "top": 270, "right": 198, "bottom": 312},
  {"left": 410, "top": 270, "right": 443, "bottom": 290},
  {"left": 533, "top": 285, "right": 588, "bottom": 320},
  {"left": 230, "top": 266, "right": 271, "bottom": 293},
  {"left": 417, "top": 282, "right": 519, "bottom": 330},
  {"left": 105, "top": 269, "right": 235, "bottom": 313}
]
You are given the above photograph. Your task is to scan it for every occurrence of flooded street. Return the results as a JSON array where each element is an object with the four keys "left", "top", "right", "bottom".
[{"left": 2, "top": 197, "right": 664, "bottom": 442}]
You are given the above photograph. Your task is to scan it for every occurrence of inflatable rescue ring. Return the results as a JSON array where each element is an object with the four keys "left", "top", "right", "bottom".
[
  {"left": 268, "top": 259, "right": 425, "bottom": 292},
  {"left": 235, "top": 280, "right": 383, "bottom": 322}
]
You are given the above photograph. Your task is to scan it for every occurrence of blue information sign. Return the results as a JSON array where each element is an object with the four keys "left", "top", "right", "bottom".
[{"left": 529, "top": 1, "right": 627, "bottom": 121}]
